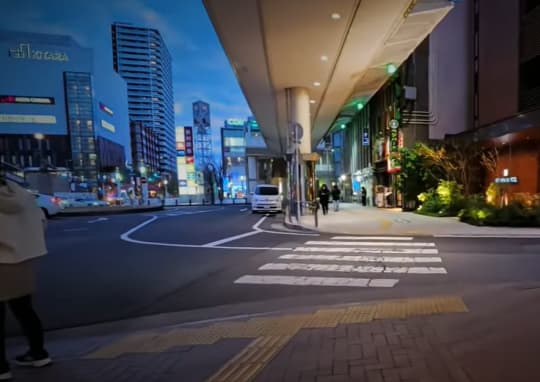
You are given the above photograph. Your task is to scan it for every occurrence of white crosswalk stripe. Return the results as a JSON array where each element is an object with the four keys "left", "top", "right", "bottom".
[{"left": 233, "top": 236, "right": 447, "bottom": 288}]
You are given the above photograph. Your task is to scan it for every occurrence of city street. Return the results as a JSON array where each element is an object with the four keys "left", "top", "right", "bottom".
[{"left": 8, "top": 206, "right": 540, "bottom": 335}]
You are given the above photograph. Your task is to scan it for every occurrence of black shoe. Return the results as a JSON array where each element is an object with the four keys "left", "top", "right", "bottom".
[
  {"left": 15, "top": 351, "right": 52, "bottom": 368},
  {"left": 0, "top": 363, "right": 11, "bottom": 381}
]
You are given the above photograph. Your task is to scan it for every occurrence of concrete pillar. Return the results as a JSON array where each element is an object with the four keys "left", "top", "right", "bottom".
[{"left": 288, "top": 87, "right": 312, "bottom": 154}]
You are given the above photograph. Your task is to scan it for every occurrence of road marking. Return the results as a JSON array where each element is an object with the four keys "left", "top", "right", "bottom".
[
  {"left": 240, "top": 208, "right": 248, "bottom": 212},
  {"left": 63, "top": 228, "right": 89, "bottom": 232},
  {"left": 120, "top": 216, "right": 293, "bottom": 251},
  {"left": 331, "top": 236, "right": 414, "bottom": 241},
  {"left": 88, "top": 217, "right": 109, "bottom": 223},
  {"left": 234, "top": 275, "right": 399, "bottom": 288},
  {"left": 434, "top": 234, "right": 540, "bottom": 238},
  {"left": 280, "top": 254, "right": 442, "bottom": 263},
  {"left": 203, "top": 230, "right": 261, "bottom": 247},
  {"left": 305, "top": 240, "right": 436, "bottom": 247},
  {"left": 259, "top": 262, "right": 447, "bottom": 274},
  {"left": 294, "top": 246, "right": 439, "bottom": 254}
]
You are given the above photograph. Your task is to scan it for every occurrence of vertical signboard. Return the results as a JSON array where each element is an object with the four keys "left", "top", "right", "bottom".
[{"left": 388, "top": 119, "right": 401, "bottom": 173}]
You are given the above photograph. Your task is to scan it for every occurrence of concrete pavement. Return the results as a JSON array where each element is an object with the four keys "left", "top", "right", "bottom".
[{"left": 287, "top": 203, "right": 540, "bottom": 237}]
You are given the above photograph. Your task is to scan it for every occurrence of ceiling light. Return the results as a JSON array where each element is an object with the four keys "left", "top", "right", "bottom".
[
  {"left": 320, "top": 55, "right": 328, "bottom": 61},
  {"left": 340, "top": 124, "right": 346, "bottom": 129},
  {"left": 356, "top": 102, "right": 364, "bottom": 110},
  {"left": 386, "top": 63, "right": 398, "bottom": 74},
  {"left": 310, "top": 99, "right": 316, "bottom": 104},
  {"left": 331, "top": 13, "right": 341, "bottom": 20},
  {"left": 313, "top": 81, "right": 321, "bottom": 87}
]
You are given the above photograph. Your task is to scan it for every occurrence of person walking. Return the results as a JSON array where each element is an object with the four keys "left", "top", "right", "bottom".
[
  {"left": 361, "top": 186, "right": 367, "bottom": 206},
  {"left": 318, "top": 184, "right": 330, "bottom": 215},
  {"left": 331, "top": 185, "right": 341, "bottom": 212},
  {"left": 0, "top": 175, "right": 52, "bottom": 381}
]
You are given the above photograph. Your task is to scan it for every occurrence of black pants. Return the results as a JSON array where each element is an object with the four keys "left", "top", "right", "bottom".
[
  {"left": 0, "top": 295, "right": 45, "bottom": 365},
  {"left": 320, "top": 202, "right": 329, "bottom": 215}
]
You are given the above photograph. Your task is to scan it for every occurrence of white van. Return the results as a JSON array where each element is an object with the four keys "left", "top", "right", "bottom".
[{"left": 251, "top": 184, "right": 281, "bottom": 213}]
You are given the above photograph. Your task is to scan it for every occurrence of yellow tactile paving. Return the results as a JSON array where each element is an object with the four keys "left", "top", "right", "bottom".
[
  {"left": 207, "top": 336, "right": 291, "bottom": 382},
  {"left": 86, "top": 295, "right": 468, "bottom": 362}
]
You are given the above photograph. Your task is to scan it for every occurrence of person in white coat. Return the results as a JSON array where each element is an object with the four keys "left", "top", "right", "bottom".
[{"left": 0, "top": 175, "right": 51, "bottom": 381}]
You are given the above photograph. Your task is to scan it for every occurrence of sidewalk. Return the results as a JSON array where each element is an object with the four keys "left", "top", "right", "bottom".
[
  {"left": 287, "top": 203, "right": 540, "bottom": 237},
  {"left": 6, "top": 286, "right": 540, "bottom": 381}
]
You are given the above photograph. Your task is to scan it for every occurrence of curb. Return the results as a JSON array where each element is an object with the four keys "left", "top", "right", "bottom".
[
  {"left": 282, "top": 214, "right": 319, "bottom": 233},
  {"left": 59, "top": 205, "right": 164, "bottom": 217}
]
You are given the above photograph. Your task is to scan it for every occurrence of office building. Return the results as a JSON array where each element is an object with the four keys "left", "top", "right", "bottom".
[
  {"left": 111, "top": 23, "right": 176, "bottom": 177},
  {"left": 0, "top": 30, "right": 131, "bottom": 191}
]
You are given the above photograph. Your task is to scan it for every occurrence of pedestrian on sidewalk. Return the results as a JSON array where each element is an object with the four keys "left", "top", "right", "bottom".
[
  {"left": 0, "top": 175, "right": 52, "bottom": 381},
  {"left": 361, "top": 186, "right": 367, "bottom": 206},
  {"left": 331, "top": 184, "right": 341, "bottom": 212},
  {"left": 318, "top": 184, "right": 330, "bottom": 215}
]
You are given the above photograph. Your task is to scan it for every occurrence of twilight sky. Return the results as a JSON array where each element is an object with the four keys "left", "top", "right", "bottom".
[{"left": 0, "top": 0, "right": 252, "bottom": 131}]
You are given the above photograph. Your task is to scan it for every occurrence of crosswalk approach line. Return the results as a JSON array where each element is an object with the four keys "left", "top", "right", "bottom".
[{"left": 259, "top": 262, "right": 448, "bottom": 274}]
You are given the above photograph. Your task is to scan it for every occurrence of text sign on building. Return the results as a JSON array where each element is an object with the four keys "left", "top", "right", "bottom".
[
  {"left": 9, "top": 43, "right": 69, "bottom": 62},
  {"left": 388, "top": 119, "right": 401, "bottom": 172},
  {"left": 0, "top": 95, "right": 55, "bottom": 105},
  {"left": 184, "top": 126, "right": 194, "bottom": 157},
  {"left": 494, "top": 176, "right": 518, "bottom": 184},
  {"left": 362, "top": 130, "right": 369, "bottom": 146},
  {"left": 0, "top": 114, "right": 56, "bottom": 124}
]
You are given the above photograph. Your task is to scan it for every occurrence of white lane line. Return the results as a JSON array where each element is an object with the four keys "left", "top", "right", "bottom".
[
  {"left": 259, "top": 263, "right": 447, "bottom": 274},
  {"left": 88, "top": 217, "right": 109, "bottom": 223},
  {"left": 294, "top": 247, "right": 439, "bottom": 255},
  {"left": 203, "top": 230, "right": 261, "bottom": 247},
  {"left": 305, "top": 241, "right": 436, "bottom": 247},
  {"left": 280, "top": 254, "right": 442, "bottom": 263},
  {"left": 331, "top": 236, "right": 414, "bottom": 241},
  {"left": 120, "top": 216, "right": 292, "bottom": 251},
  {"left": 234, "top": 275, "right": 399, "bottom": 288}
]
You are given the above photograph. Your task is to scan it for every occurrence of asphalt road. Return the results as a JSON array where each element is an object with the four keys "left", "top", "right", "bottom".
[{"left": 7, "top": 206, "right": 540, "bottom": 333}]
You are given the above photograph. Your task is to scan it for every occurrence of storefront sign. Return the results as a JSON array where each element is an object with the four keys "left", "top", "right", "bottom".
[
  {"left": 388, "top": 119, "right": 400, "bottom": 172},
  {"left": 362, "top": 130, "right": 369, "bottom": 146},
  {"left": 495, "top": 176, "right": 518, "bottom": 184},
  {"left": 184, "top": 126, "right": 194, "bottom": 157},
  {"left": 9, "top": 43, "right": 69, "bottom": 62}
]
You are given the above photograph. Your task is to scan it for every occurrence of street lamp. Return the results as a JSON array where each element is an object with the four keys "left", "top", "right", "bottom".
[{"left": 163, "top": 178, "right": 169, "bottom": 200}]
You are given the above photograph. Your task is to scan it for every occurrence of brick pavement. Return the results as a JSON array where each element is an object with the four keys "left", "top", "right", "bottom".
[
  {"left": 256, "top": 316, "right": 471, "bottom": 382},
  {"left": 6, "top": 289, "right": 540, "bottom": 382}
]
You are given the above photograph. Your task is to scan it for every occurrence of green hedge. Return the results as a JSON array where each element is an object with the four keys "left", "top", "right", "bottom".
[
  {"left": 459, "top": 196, "right": 540, "bottom": 227},
  {"left": 416, "top": 180, "right": 465, "bottom": 217}
]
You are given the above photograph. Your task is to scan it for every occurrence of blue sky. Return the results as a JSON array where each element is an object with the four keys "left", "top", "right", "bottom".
[{"left": 0, "top": 0, "right": 252, "bottom": 131}]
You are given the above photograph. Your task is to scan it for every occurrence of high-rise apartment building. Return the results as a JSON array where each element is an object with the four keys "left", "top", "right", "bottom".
[{"left": 111, "top": 22, "right": 176, "bottom": 177}]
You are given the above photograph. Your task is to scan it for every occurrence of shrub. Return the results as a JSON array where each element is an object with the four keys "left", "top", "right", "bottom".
[
  {"left": 459, "top": 195, "right": 540, "bottom": 227},
  {"left": 416, "top": 180, "right": 465, "bottom": 217}
]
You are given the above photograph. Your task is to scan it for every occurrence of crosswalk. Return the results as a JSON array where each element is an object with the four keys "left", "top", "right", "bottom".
[{"left": 234, "top": 236, "right": 446, "bottom": 288}]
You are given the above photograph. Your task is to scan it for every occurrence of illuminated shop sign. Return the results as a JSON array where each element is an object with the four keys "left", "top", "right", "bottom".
[
  {"left": 226, "top": 118, "right": 244, "bottom": 127},
  {"left": 99, "top": 102, "right": 114, "bottom": 116},
  {"left": 184, "top": 126, "right": 194, "bottom": 157},
  {"left": 0, "top": 95, "right": 55, "bottom": 105},
  {"left": 101, "top": 120, "right": 116, "bottom": 133},
  {"left": 0, "top": 114, "right": 56, "bottom": 124},
  {"left": 494, "top": 176, "right": 518, "bottom": 184},
  {"left": 9, "top": 43, "right": 69, "bottom": 62}
]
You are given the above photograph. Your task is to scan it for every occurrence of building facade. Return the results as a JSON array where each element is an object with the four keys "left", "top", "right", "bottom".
[
  {"left": 0, "top": 30, "right": 131, "bottom": 191},
  {"left": 221, "top": 120, "right": 246, "bottom": 198},
  {"left": 111, "top": 23, "right": 176, "bottom": 177}
]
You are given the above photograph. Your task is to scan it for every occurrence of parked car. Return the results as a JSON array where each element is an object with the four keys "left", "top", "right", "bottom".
[
  {"left": 251, "top": 184, "right": 282, "bottom": 213},
  {"left": 33, "top": 192, "right": 62, "bottom": 218}
]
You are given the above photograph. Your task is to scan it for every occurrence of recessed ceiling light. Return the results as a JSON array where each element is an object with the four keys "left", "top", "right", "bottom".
[
  {"left": 331, "top": 13, "right": 341, "bottom": 20},
  {"left": 320, "top": 55, "right": 328, "bottom": 61},
  {"left": 313, "top": 81, "right": 321, "bottom": 87},
  {"left": 310, "top": 99, "right": 316, "bottom": 104}
]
